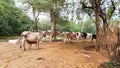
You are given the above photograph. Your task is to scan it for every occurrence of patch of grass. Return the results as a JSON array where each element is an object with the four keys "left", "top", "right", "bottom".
[
  {"left": 108, "top": 61, "right": 114, "bottom": 68},
  {"left": 0, "top": 35, "right": 21, "bottom": 39},
  {"left": 41, "top": 36, "right": 64, "bottom": 42},
  {"left": 57, "top": 36, "right": 64, "bottom": 40},
  {"left": 0, "top": 35, "right": 64, "bottom": 42}
]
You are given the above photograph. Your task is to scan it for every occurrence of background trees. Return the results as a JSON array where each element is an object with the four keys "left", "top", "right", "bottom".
[
  {"left": 80, "top": 0, "right": 116, "bottom": 49},
  {"left": 20, "top": 0, "right": 44, "bottom": 32},
  {"left": 0, "top": 0, "right": 32, "bottom": 35},
  {"left": 1, "top": 0, "right": 118, "bottom": 37}
]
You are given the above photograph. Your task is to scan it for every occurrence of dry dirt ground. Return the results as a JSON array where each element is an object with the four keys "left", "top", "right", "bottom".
[{"left": 0, "top": 40, "right": 110, "bottom": 68}]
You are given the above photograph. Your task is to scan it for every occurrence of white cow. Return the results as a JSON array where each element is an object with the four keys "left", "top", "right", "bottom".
[{"left": 20, "top": 31, "right": 45, "bottom": 51}]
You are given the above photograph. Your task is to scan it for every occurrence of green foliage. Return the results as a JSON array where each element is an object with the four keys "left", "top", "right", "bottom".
[
  {"left": 56, "top": 20, "right": 96, "bottom": 33},
  {"left": 82, "top": 18, "right": 96, "bottom": 33},
  {"left": 0, "top": 0, "right": 14, "bottom": 5},
  {"left": 107, "top": 7, "right": 113, "bottom": 19},
  {"left": 0, "top": 0, "right": 32, "bottom": 35},
  {"left": 108, "top": 61, "right": 114, "bottom": 68},
  {"left": 0, "top": 0, "right": 97, "bottom": 36},
  {"left": 56, "top": 23, "right": 70, "bottom": 31},
  {"left": 38, "top": 22, "right": 51, "bottom": 31},
  {"left": 83, "top": 22, "right": 96, "bottom": 33}
]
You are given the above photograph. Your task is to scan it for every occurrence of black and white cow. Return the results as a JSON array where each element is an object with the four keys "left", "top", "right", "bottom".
[{"left": 81, "top": 32, "right": 96, "bottom": 41}]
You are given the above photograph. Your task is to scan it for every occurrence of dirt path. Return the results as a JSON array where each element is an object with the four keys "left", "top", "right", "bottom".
[{"left": 0, "top": 40, "right": 110, "bottom": 68}]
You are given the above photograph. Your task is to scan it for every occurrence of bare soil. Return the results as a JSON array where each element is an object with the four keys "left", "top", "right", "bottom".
[{"left": 0, "top": 40, "right": 110, "bottom": 68}]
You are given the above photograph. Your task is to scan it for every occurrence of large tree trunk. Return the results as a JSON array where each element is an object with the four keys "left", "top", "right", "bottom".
[
  {"left": 33, "top": 7, "right": 38, "bottom": 32},
  {"left": 82, "top": 0, "right": 116, "bottom": 57},
  {"left": 94, "top": 0, "right": 101, "bottom": 52},
  {"left": 34, "top": 18, "right": 38, "bottom": 32},
  {"left": 92, "top": 0, "right": 104, "bottom": 52},
  {"left": 92, "top": 0, "right": 117, "bottom": 58},
  {"left": 49, "top": 1, "right": 57, "bottom": 42}
]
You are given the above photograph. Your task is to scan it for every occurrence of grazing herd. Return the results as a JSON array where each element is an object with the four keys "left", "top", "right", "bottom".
[
  {"left": 64, "top": 32, "right": 96, "bottom": 42},
  {"left": 8, "top": 30, "right": 96, "bottom": 51}
]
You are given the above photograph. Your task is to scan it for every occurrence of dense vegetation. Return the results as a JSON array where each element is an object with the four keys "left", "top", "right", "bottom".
[
  {"left": 0, "top": 0, "right": 32, "bottom": 35},
  {"left": 0, "top": 0, "right": 96, "bottom": 36},
  {"left": 1, "top": 0, "right": 119, "bottom": 36}
]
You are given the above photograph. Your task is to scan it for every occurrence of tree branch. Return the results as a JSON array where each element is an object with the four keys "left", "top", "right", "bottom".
[
  {"left": 98, "top": 0, "right": 102, "bottom": 5},
  {"left": 99, "top": 6, "right": 106, "bottom": 21},
  {"left": 100, "top": 0, "right": 105, "bottom": 5},
  {"left": 108, "top": 0, "right": 116, "bottom": 19},
  {"left": 82, "top": 2, "right": 93, "bottom": 9}
]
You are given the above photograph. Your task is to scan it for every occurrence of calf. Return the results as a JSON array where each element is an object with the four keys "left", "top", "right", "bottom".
[{"left": 8, "top": 39, "right": 19, "bottom": 45}]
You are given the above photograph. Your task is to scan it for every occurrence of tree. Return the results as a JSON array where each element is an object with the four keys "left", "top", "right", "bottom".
[
  {"left": 0, "top": 0, "right": 32, "bottom": 35},
  {"left": 20, "top": 0, "right": 45, "bottom": 32},
  {"left": 48, "top": 0, "right": 65, "bottom": 42},
  {"left": 20, "top": 0, "right": 65, "bottom": 42},
  {"left": 81, "top": 0, "right": 118, "bottom": 58}
]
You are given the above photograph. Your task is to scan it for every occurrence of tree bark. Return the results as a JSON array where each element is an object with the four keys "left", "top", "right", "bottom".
[
  {"left": 34, "top": 18, "right": 38, "bottom": 32},
  {"left": 112, "top": 21, "right": 120, "bottom": 66},
  {"left": 49, "top": 1, "right": 57, "bottom": 42},
  {"left": 92, "top": 0, "right": 117, "bottom": 58},
  {"left": 32, "top": 3, "right": 40, "bottom": 32},
  {"left": 94, "top": 0, "right": 101, "bottom": 52},
  {"left": 82, "top": 0, "right": 116, "bottom": 58}
]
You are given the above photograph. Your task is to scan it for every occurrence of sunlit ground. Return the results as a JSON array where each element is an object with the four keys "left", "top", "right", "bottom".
[{"left": 0, "top": 37, "right": 111, "bottom": 68}]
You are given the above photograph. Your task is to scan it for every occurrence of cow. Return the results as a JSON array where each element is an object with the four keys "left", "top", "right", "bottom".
[{"left": 20, "top": 31, "right": 45, "bottom": 51}]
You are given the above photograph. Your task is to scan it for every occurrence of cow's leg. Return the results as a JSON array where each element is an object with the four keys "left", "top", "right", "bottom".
[
  {"left": 68, "top": 38, "right": 71, "bottom": 42},
  {"left": 23, "top": 40, "right": 26, "bottom": 51},
  {"left": 77, "top": 35, "right": 79, "bottom": 40},
  {"left": 92, "top": 37, "right": 93, "bottom": 41},
  {"left": 20, "top": 44, "right": 22, "bottom": 48},
  {"left": 29, "top": 44, "right": 32, "bottom": 50},
  {"left": 21, "top": 37, "right": 26, "bottom": 51},
  {"left": 37, "top": 40, "right": 39, "bottom": 49}
]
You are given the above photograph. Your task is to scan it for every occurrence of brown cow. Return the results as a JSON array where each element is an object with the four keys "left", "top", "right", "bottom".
[{"left": 63, "top": 32, "right": 77, "bottom": 42}]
